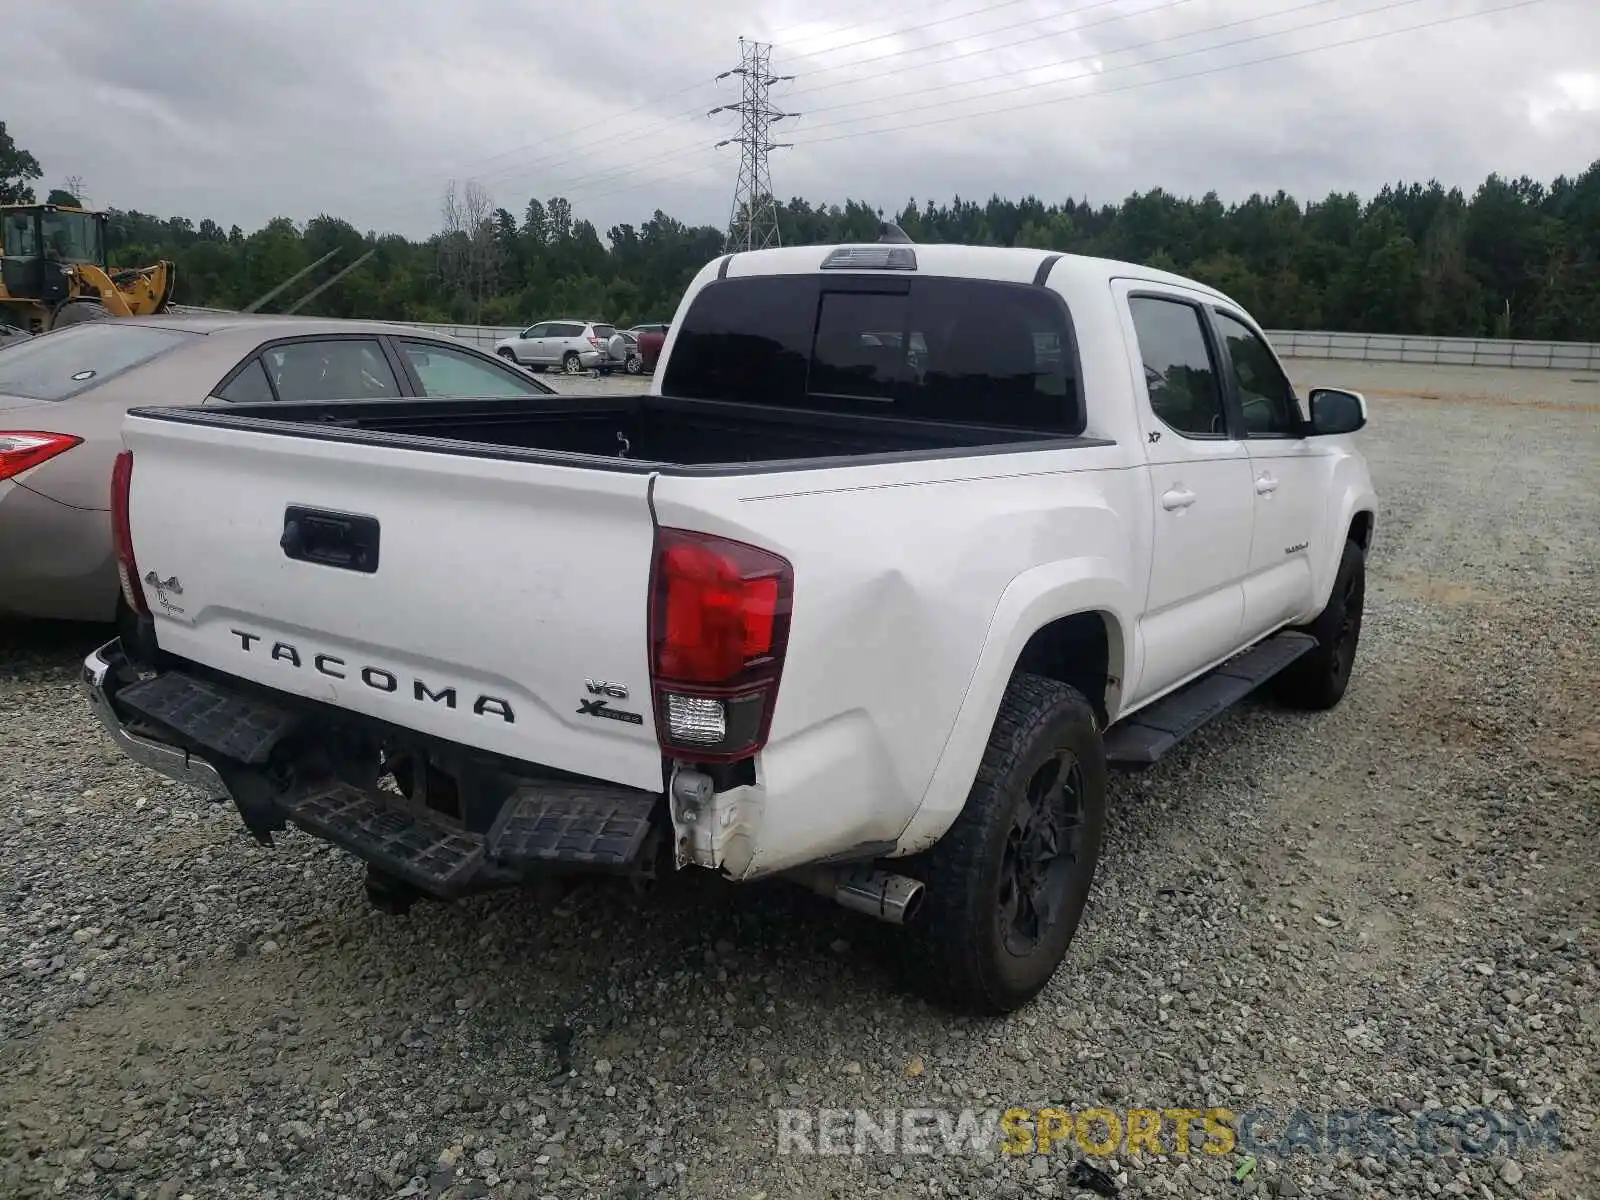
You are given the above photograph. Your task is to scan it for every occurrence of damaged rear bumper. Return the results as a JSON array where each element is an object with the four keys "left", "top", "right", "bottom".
[
  {"left": 82, "top": 639, "right": 231, "bottom": 799},
  {"left": 80, "top": 638, "right": 666, "bottom": 899}
]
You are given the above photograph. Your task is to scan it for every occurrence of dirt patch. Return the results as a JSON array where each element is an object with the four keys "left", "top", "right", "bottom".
[{"left": 1390, "top": 573, "right": 1503, "bottom": 607}]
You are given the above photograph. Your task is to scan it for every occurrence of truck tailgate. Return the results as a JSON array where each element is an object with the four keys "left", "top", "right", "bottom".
[{"left": 121, "top": 414, "right": 665, "bottom": 792}]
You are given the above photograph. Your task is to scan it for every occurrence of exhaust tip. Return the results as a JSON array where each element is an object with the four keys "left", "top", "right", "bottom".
[
  {"left": 834, "top": 868, "right": 926, "bottom": 926},
  {"left": 900, "top": 880, "right": 926, "bottom": 925}
]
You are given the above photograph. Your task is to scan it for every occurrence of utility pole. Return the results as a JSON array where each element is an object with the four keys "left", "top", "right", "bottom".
[{"left": 710, "top": 39, "right": 796, "bottom": 253}]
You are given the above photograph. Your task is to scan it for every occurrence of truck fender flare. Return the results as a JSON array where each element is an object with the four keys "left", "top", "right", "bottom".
[
  {"left": 892, "top": 557, "right": 1137, "bottom": 855},
  {"left": 1310, "top": 479, "right": 1378, "bottom": 614}
]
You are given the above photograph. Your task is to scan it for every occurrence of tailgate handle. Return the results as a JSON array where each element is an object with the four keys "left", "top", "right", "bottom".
[{"left": 281, "top": 506, "right": 380, "bottom": 574}]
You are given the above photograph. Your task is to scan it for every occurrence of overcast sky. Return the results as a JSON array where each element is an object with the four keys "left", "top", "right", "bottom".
[{"left": 4, "top": 0, "right": 1598, "bottom": 242}]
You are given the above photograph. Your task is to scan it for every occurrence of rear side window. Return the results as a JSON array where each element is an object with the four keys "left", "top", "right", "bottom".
[
  {"left": 661, "top": 275, "right": 1081, "bottom": 433},
  {"left": 400, "top": 340, "right": 550, "bottom": 398},
  {"left": 0, "top": 323, "right": 192, "bottom": 401},
  {"left": 214, "top": 357, "right": 276, "bottom": 404}
]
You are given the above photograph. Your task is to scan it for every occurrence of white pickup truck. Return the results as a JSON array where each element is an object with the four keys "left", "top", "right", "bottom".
[{"left": 83, "top": 230, "right": 1376, "bottom": 1014}]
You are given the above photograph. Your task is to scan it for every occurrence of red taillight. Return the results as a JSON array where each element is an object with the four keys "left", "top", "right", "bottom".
[
  {"left": 110, "top": 450, "right": 149, "bottom": 616},
  {"left": 648, "top": 527, "right": 792, "bottom": 762},
  {"left": 0, "top": 431, "right": 82, "bottom": 482}
]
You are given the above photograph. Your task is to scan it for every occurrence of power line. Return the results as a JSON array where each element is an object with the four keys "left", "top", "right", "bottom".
[
  {"left": 761, "top": 0, "right": 987, "bottom": 42},
  {"left": 332, "top": 0, "right": 1535, "bottom": 237},
  {"left": 311, "top": 75, "right": 722, "bottom": 216},
  {"left": 344, "top": 101, "right": 727, "bottom": 230},
  {"left": 717, "top": 38, "right": 795, "bottom": 252},
  {"left": 777, "top": 0, "right": 1149, "bottom": 87},
  {"left": 562, "top": 153, "right": 728, "bottom": 211},
  {"left": 332, "top": 0, "right": 1195, "bottom": 225},
  {"left": 795, "top": 0, "right": 1211, "bottom": 115},
  {"left": 532, "top": 144, "right": 726, "bottom": 209},
  {"left": 790, "top": 0, "right": 1547, "bottom": 146},
  {"left": 769, "top": 0, "right": 1043, "bottom": 62},
  {"left": 450, "top": 0, "right": 1363, "bottom": 201},
  {"left": 410, "top": 0, "right": 1437, "bottom": 221},
  {"left": 517, "top": 0, "right": 1373, "bottom": 204},
  {"left": 793, "top": 0, "right": 1436, "bottom": 137}
]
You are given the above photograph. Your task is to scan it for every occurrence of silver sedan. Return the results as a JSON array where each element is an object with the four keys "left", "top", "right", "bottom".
[{"left": 0, "top": 314, "right": 556, "bottom": 622}]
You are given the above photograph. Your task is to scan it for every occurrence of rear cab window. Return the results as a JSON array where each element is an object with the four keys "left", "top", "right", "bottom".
[
  {"left": 660, "top": 274, "right": 1082, "bottom": 434},
  {"left": 0, "top": 322, "right": 193, "bottom": 401}
]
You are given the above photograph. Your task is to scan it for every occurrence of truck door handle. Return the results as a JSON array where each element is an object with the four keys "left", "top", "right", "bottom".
[
  {"left": 1255, "top": 473, "right": 1279, "bottom": 496},
  {"left": 1161, "top": 487, "right": 1196, "bottom": 511}
]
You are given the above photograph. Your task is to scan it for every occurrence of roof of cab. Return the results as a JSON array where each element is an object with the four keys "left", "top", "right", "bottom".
[{"left": 716, "top": 242, "right": 1234, "bottom": 304}]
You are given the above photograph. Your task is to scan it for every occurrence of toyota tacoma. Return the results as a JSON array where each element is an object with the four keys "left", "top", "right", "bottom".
[{"left": 81, "top": 229, "right": 1377, "bottom": 1014}]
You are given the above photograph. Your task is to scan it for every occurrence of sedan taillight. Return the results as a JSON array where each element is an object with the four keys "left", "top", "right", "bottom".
[{"left": 0, "top": 431, "right": 82, "bottom": 483}]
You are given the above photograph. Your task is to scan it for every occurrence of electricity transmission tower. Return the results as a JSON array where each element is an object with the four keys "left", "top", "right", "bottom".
[{"left": 711, "top": 39, "right": 797, "bottom": 252}]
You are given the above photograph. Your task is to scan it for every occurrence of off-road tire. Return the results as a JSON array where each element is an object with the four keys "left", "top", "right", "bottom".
[
  {"left": 1271, "top": 536, "right": 1366, "bottom": 711},
  {"left": 906, "top": 673, "right": 1106, "bottom": 1015}
]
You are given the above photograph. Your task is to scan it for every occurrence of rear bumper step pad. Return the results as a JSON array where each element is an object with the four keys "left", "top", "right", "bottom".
[
  {"left": 489, "top": 783, "right": 658, "bottom": 867},
  {"left": 114, "top": 671, "right": 301, "bottom": 765},
  {"left": 284, "top": 779, "right": 661, "bottom": 896},
  {"left": 288, "top": 782, "right": 486, "bottom": 892}
]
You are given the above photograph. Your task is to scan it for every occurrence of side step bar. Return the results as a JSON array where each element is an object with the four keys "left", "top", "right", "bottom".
[{"left": 1104, "top": 631, "right": 1317, "bottom": 769}]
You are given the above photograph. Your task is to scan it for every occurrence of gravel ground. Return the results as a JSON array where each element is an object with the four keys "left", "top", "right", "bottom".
[{"left": 2, "top": 364, "right": 1596, "bottom": 1200}]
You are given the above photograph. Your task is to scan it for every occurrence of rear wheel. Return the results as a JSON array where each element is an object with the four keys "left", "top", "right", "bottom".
[
  {"left": 561, "top": 351, "right": 582, "bottom": 374},
  {"left": 906, "top": 673, "right": 1106, "bottom": 1015},
  {"left": 1271, "top": 537, "right": 1366, "bottom": 710},
  {"left": 50, "top": 301, "right": 110, "bottom": 329}
]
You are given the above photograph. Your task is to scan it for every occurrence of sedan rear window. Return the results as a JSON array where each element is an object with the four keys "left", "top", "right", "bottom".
[{"left": 0, "top": 323, "right": 193, "bottom": 401}]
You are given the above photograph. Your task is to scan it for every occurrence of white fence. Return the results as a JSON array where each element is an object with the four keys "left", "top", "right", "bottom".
[
  {"left": 404, "top": 323, "right": 525, "bottom": 351},
  {"left": 1263, "top": 330, "right": 1600, "bottom": 372},
  {"left": 406, "top": 321, "right": 1600, "bottom": 373}
]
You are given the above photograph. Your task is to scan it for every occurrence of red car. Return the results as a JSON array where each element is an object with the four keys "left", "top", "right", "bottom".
[{"left": 627, "top": 323, "right": 669, "bottom": 373}]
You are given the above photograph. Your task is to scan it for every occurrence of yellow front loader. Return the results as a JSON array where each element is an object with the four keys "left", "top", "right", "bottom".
[{"left": 0, "top": 203, "right": 175, "bottom": 333}]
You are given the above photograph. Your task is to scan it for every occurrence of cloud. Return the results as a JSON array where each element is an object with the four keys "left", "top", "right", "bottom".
[
  {"left": 1525, "top": 70, "right": 1600, "bottom": 131},
  {"left": 2, "top": 0, "right": 1596, "bottom": 241}
]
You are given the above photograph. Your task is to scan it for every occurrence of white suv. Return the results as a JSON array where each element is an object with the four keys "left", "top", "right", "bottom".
[{"left": 494, "top": 320, "right": 616, "bottom": 373}]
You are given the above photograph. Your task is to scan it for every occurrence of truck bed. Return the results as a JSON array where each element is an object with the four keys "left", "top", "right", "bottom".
[{"left": 129, "top": 393, "right": 1096, "bottom": 474}]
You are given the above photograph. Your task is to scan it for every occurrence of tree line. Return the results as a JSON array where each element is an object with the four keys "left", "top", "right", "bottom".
[{"left": 4, "top": 123, "right": 1596, "bottom": 340}]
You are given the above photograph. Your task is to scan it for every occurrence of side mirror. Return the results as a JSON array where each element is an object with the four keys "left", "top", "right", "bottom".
[{"left": 1308, "top": 387, "right": 1367, "bottom": 435}]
